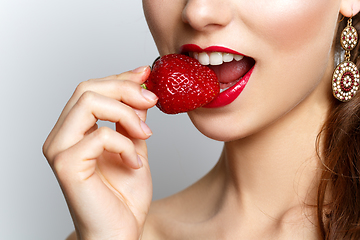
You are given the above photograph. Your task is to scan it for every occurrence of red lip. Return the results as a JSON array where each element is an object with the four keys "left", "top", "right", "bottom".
[
  {"left": 204, "top": 67, "right": 254, "bottom": 108},
  {"left": 179, "top": 44, "right": 244, "bottom": 55},
  {"left": 179, "top": 44, "right": 253, "bottom": 108}
]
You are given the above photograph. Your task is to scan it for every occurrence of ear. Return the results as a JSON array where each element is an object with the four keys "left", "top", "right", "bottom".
[{"left": 340, "top": 0, "right": 360, "bottom": 17}]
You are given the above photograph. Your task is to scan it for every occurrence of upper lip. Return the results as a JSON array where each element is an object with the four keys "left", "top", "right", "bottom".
[{"left": 179, "top": 44, "right": 245, "bottom": 56}]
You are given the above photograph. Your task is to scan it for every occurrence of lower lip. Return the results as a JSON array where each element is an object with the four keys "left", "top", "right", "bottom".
[{"left": 203, "top": 67, "right": 254, "bottom": 108}]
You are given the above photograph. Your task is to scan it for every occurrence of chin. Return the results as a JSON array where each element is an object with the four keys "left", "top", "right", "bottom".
[{"left": 187, "top": 110, "right": 255, "bottom": 142}]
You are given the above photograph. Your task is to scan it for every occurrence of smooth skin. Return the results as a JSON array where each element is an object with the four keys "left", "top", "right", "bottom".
[
  {"left": 43, "top": 67, "right": 157, "bottom": 240},
  {"left": 44, "top": 0, "right": 360, "bottom": 239}
]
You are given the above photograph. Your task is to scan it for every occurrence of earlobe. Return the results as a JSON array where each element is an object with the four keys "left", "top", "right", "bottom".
[{"left": 340, "top": 0, "right": 360, "bottom": 17}]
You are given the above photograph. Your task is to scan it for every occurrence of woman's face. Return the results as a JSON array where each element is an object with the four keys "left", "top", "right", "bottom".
[{"left": 143, "top": 0, "right": 341, "bottom": 141}]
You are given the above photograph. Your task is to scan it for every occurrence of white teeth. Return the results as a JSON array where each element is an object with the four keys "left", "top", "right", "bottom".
[
  {"left": 194, "top": 52, "right": 244, "bottom": 66},
  {"left": 223, "top": 53, "right": 234, "bottom": 62},
  {"left": 209, "top": 52, "right": 223, "bottom": 65},
  {"left": 193, "top": 52, "right": 199, "bottom": 61},
  {"left": 220, "top": 84, "right": 234, "bottom": 93},
  {"left": 234, "top": 54, "right": 244, "bottom": 61},
  {"left": 198, "top": 52, "right": 210, "bottom": 65},
  {"left": 220, "top": 87, "right": 228, "bottom": 93}
]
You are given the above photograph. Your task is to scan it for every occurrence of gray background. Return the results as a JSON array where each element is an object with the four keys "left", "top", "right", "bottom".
[{"left": 0, "top": 1, "right": 222, "bottom": 239}]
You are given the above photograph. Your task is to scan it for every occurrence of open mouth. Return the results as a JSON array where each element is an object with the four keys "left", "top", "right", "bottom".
[
  {"left": 187, "top": 52, "right": 255, "bottom": 92},
  {"left": 181, "top": 46, "right": 255, "bottom": 108},
  {"left": 182, "top": 51, "right": 255, "bottom": 92}
]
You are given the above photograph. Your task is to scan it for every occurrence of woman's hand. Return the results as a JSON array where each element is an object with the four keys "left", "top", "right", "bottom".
[{"left": 43, "top": 66, "right": 157, "bottom": 240}]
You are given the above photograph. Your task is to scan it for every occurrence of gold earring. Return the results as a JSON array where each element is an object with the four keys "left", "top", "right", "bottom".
[{"left": 332, "top": 17, "right": 360, "bottom": 102}]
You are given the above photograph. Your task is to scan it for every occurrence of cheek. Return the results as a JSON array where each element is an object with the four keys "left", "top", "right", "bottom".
[
  {"left": 142, "top": 0, "right": 183, "bottom": 55},
  {"left": 244, "top": 0, "right": 340, "bottom": 52},
  {"left": 246, "top": 0, "right": 340, "bottom": 104},
  {"left": 189, "top": 0, "right": 341, "bottom": 141}
]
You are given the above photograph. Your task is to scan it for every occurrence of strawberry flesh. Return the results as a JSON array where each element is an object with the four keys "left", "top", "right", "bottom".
[{"left": 144, "top": 54, "right": 220, "bottom": 114}]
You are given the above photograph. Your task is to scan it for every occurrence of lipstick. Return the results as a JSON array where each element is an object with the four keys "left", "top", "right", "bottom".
[
  {"left": 180, "top": 44, "right": 254, "bottom": 108},
  {"left": 204, "top": 67, "right": 254, "bottom": 108},
  {"left": 179, "top": 44, "right": 244, "bottom": 56}
]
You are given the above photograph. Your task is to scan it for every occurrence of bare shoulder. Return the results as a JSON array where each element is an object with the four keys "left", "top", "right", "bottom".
[
  {"left": 142, "top": 185, "right": 202, "bottom": 240},
  {"left": 142, "top": 168, "right": 220, "bottom": 240}
]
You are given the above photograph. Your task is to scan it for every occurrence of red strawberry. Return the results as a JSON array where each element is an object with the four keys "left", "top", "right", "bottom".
[{"left": 143, "top": 54, "right": 219, "bottom": 114}]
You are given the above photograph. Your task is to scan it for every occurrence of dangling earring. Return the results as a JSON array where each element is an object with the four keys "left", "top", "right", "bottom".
[{"left": 332, "top": 17, "right": 360, "bottom": 102}]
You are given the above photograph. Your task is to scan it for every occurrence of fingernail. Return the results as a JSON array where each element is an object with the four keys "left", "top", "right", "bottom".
[
  {"left": 134, "top": 109, "right": 142, "bottom": 118},
  {"left": 134, "top": 109, "right": 145, "bottom": 122},
  {"left": 132, "top": 66, "right": 149, "bottom": 73},
  {"left": 140, "top": 120, "right": 152, "bottom": 136},
  {"left": 137, "top": 155, "right": 143, "bottom": 168},
  {"left": 141, "top": 88, "right": 158, "bottom": 102}
]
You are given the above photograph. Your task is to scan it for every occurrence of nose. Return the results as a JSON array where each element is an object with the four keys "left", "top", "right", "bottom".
[{"left": 182, "top": 0, "right": 232, "bottom": 31}]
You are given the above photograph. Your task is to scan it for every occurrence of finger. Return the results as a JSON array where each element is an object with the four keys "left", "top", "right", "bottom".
[
  {"left": 59, "top": 80, "right": 156, "bottom": 136},
  {"left": 53, "top": 126, "right": 141, "bottom": 183},
  {"left": 134, "top": 109, "right": 148, "bottom": 122},
  {"left": 45, "top": 67, "right": 154, "bottom": 141},
  {"left": 47, "top": 91, "right": 153, "bottom": 160},
  {"left": 70, "top": 79, "right": 157, "bottom": 114},
  {"left": 43, "top": 66, "right": 155, "bottom": 160},
  {"left": 44, "top": 81, "right": 157, "bottom": 153},
  {"left": 65, "top": 67, "right": 151, "bottom": 122},
  {"left": 100, "top": 65, "right": 151, "bottom": 83},
  {"left": 115, "top": 122, "right": 148, "bottom": 158},
  {"left": 85, "top": 123, "right": 98, "bottom": 136}
]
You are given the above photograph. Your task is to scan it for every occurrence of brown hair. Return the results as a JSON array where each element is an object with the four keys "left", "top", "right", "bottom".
[{"left": 317, "top": 14, "right": 360, "bottom": 239}]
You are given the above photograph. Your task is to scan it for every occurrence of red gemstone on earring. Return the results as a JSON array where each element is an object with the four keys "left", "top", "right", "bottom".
[{"left": 340, "top": 72, "right": 354, "bottom": 92}]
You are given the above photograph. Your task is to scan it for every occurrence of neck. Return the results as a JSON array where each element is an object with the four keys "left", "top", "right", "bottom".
[{"left": 214, "top": 90, "right": 331, "bottom": 222}]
